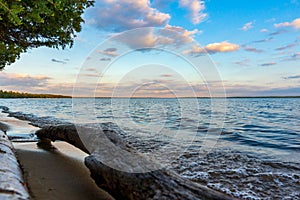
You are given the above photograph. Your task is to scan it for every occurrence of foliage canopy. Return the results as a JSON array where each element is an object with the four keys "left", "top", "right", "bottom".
[{"left": 0, "top": 0, "right": 94, "bottom": 69}]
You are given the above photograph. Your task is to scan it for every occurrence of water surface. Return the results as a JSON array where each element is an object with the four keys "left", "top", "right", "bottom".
[{"left": 1, "top": 98, "right": 299, "bottom": 199}]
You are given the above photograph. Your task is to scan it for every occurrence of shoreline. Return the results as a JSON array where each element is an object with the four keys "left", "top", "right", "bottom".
[{"left": 0, "top": 112, "right": 113, "bottom": 200}]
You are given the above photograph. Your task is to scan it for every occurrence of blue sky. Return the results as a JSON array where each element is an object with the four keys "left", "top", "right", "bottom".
[{"left": 0, "top": 0, "right": 299, "bottom": 97}]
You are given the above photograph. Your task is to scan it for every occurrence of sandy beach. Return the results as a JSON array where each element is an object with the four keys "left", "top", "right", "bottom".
[
  {"left": 0, "top": 112, "right": 113, "bottom": 200},
  {"left": 14, "top": 142, "right": 113, "bottom": 200}
]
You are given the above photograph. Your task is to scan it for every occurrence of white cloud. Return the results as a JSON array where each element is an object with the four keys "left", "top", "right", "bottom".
[
  {"left": 86, "top": 0, "right": 170, "bottom": 31},
  {"left": 274, "top": 18, "right": 300, "bottom": 29},
  {"left": 260, "top": 29, "right": 268, "bottom": 33},
  {"left": 184, "top": 41, "right": 240, "bottom": 55},
  {"left": 158, "top": 25, "right": 200, "bottom": 45},
  {"left": 179, "top": 0, "right": 207, "bottom": 24},
  {"left": 114, "top": 25, "right": 199, "bottom": 49},
  {"left": 240, "top": 21, "right": 254, "bottom": 31}
]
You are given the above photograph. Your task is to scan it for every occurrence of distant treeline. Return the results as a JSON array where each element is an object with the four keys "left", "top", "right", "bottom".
[{"left": 0, "top": 90, "right": 71, "bottom": 98}]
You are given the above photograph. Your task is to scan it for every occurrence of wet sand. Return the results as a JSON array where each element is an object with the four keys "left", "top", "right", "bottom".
[
  {"left": 14, "top": 142, "right": 113, "bottom": 200},
  {"left": 0, "top": 112, "right": 113, "bottom": 200},
  {"left": 0, "top": 112, "right": 39, "bottom": 135}
]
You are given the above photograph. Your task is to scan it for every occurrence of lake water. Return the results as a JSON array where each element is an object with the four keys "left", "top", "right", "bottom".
[{"left": 1, "top": 98, "right": 300, "bottom": 199}]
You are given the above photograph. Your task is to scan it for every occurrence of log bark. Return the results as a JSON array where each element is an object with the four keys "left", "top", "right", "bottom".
[
  {"left": 0, "top": 126, "right": 30, "bottom": 200},
  {"left": 35, "top": 124, "right": 90, "bottom": 154},
  {"left": 85, "top": 155, "right": 237, "bottom": 200},
  {"left": 36, "top": 125, "right": 238, "bottom": 200}
]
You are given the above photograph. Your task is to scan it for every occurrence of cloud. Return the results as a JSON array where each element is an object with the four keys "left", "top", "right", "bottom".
[
  {"left": 115, "top": 28, "right": 157, "bottom": 49},
  {"left": 86, "top": 0, "right": 170, "bottom": 31},
  {"left": 205, "top": 41, "right": 240, "bottom": 52},
  {"left": 275, "top": 43, "right": 297, "bottom": 51},
  {"left": 51, "top": 58, "right": 67, "bottom": 64},
  {"left": 260, "top": 29, "right": 268, "bottom": 33},
  {"left": 234, "top": 59, "right": 250, "bottom": 66},
  {"left": 158, "top": 25, "right": 200, "bottom": 45},
  {"left": 98, "top": 48, "right": 119, "bottom": 57},
  {"left": 292, "top": 52, "right": 300, "bottom": 59},
  {"left": 284, "top": 52, "right": 300, "bottom": 61},
  {"left": 253, "top": 37, "right": 273, "bottom": 43},
  {"left": 85, "top": 68, "right": 97, "bottom": 72},
  {"left": 82, "top": 73, "right": 101, "bottom": 78},
  {"left": 184, "top": 41, "right": 240, "bottom": 55},
  {"left": 260, "top": 62, "right": 277, "bottom": 66},
  {"left": 0, "top": 73, "right": 50, "bottom": 88},
  {"left": 259, "top": 87, "right": 300, "bottom": 96},
  {"left": 97, "top": 78, "right": 213, "bottom": 97},
  {"left": 100, "top": 58, "right": 112, "bottom": 61},
  {"left": 179, "top": 0, "right": 207, "bottom": 24},
  {"left": 160, "top": 74, "right": 173, "bottom": 77},
  {"left": 283, "top": 74, "right": 300, "bottom": 79},
  {"left": 114, "top": 25, "right": 199, "bottom": 49},
  {"left": 268, "top": 29, "right": 288, "bottom": 36},
  {"left": 224, "top": 84, "right": 300, "bottom": 97},
  {"left": 240, "top": 21, "right": 254, "bottom": 31},
  {"left": 243, "top": 46, "right": 263, "bottom": 53},
  {"left": 274, "top": 18, "right": 300, "bottom": 29}
]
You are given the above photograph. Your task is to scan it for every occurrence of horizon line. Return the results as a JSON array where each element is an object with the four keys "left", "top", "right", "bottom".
[{"left": 72, "top": 96, "right": 300, "bottom": 98}]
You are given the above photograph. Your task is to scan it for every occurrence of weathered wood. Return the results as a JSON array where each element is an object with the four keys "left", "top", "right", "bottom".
[
  {"left": 85, "top": 155, "right": 237, "bottom": 200},
  {"left": 36, "top": 125, "right": 237, "bottom": 200},
  {"left": 0, "top": 121, "right": 9, "bottom": 133},
  {"left": 0, "top": 124, "right": 30, "bottom": 200},
  {"left": 36, "top": 124, "right": 90, "bottom": 154}
]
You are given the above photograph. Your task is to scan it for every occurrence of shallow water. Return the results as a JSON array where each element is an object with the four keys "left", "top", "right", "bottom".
[{"left": 1, "top": 98, "right": 299, "bottom": 199}]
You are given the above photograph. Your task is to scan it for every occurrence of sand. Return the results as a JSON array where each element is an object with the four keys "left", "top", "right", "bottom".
[
  {"left": 0, "top": 112, "right": 114, "bottom": 200},
  {"left": 14, "top": 142, "right": 113, "bottom": 200}
]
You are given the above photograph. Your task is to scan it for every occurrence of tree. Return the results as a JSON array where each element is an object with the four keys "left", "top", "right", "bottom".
[{"left": 0, "top": 0, "right": 94, "bottom": 70}]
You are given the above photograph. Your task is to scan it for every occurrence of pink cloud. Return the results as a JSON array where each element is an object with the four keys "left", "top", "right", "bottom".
[
  {"left": 184, "top": 41, "right": 240, "bottom": 55},
  {"left": 274, "top": 18, "right": 300, "bottom": 29},
  {"left": 243, "top": 46, "right": 263, "bottom": 53},
  {"left": 98, "top": 48, "right": 119, "bottom": 57},
  {"left": 260, "top": 29, "right": 268, "bottom": 33}
]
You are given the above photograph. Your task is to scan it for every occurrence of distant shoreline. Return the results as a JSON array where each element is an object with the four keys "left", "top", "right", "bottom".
[
  {"left": 1, "top": 90, "right": 299, "bottom": 99},
  {"left": 0, "top": 90, "right": 71, "bottom": 98},
  {"left": 74, "top": 96, "right": 300, "bottom": 99}
]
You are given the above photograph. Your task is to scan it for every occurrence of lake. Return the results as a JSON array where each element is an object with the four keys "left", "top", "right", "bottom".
[{"left": 1, "top": 97, "right": 299, "bottom": 199}]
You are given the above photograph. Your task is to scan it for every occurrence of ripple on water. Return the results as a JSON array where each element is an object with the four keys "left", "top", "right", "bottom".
[{"left": 172, "top": 149, "right": 300, "bottom": 199}]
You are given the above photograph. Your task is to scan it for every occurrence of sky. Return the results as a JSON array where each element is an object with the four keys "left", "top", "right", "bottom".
[{"left": 0, "top": 0, "right": 300, "bottom": 97}]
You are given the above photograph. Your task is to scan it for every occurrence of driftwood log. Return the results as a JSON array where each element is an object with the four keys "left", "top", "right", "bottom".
[
  {"left": 0, "top": 123, "right": 30, "bottom": 200},
  {"left": 36, "top": 124, "right": 237, "bottom": 200}
]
